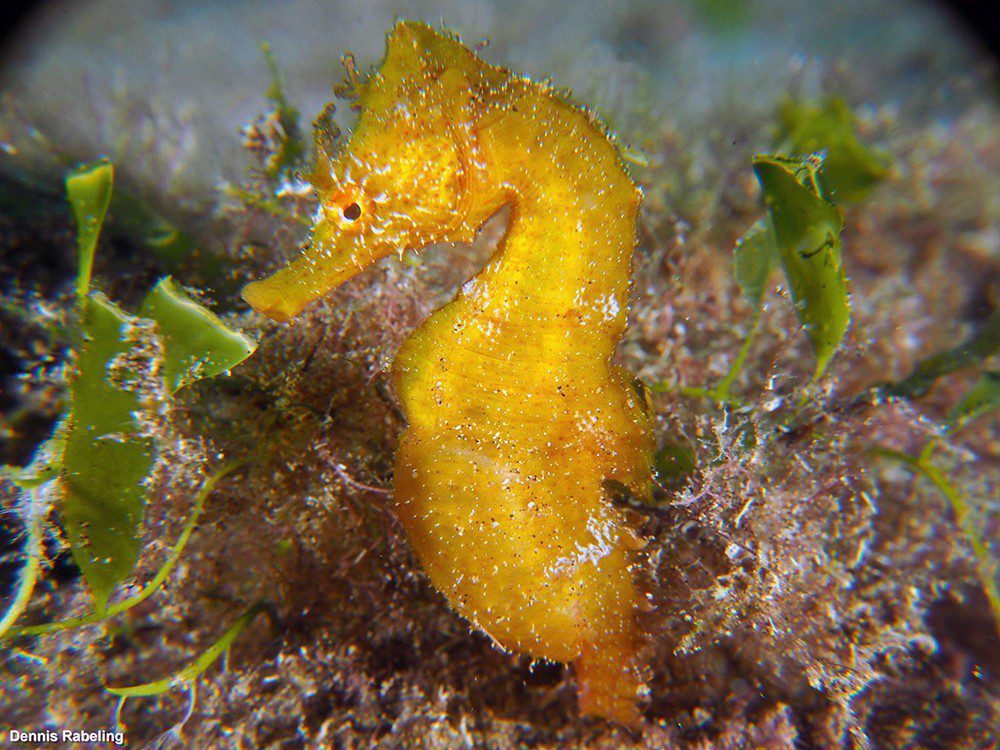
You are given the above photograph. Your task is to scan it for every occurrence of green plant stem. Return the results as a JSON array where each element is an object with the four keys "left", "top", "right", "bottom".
[
  {"left": 106, "top": 601, "right": 268, "bottom": 697},
  {"left": 660, "top": 314, "right": 761, "bottom": 406},
  {"left": 713, "top": 311, "right": 761, "bottom": 402},
  {"left": 4, "top": 463, "right": 241, "bottom": 639},
  {"left": 0, "top": 489, "right": 45, "bottom": 639},
  {"left": 873, "top": 444, "right": 1000, "bottom": 629}
]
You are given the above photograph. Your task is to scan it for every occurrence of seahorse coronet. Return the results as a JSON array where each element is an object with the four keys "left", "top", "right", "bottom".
[{"left": 242, "top": 20, "right": 655, "bottom": 726}]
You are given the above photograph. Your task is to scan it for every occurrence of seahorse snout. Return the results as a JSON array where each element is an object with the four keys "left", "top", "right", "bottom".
[{"left": 241, "top": 277, "right": 299, "bottom": 322}]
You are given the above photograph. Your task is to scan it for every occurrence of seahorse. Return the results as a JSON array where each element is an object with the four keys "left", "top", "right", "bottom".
[{"left": 242, "top": 21, "right": 654, "bottom": 725}]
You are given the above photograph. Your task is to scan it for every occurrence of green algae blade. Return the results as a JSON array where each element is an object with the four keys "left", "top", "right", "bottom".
[
  {"left": 106, "top": 602, "right": 266, "bottom": 697},
  {"left": 140, "top": 277, "right": 257, "bottom": 394},
  {"left": 0, "top": 426, "right": 68, "bottom": 637},
  {"left": 950, "top": 371, "right": 1000, "bottom": 431},
  {"left": 8, "top": 159, "right": 259, "bottom": 621},
  {"left": 6, "top": 464, "right": 242, "bottom": 639},
  {"left": 753, "top": 155, "right": 849, "bottom": 379},
  {"left": 778, "top": 97, "right": 890, "bottom": 202},
  {"left": 66, "top": 161, "right": 114, "bottom": 302},
  {"left": 110, "top": 190, "right": 196, "bottom": 268},
  {"left": 873, "top": 444, "right": 1000, "bottom": 629},
  {"left": 63, "top": 294, "right": 153, "bottom": 612},
  {"left": 0, "top": 486, "right": 46, "bottom": 639},
  {"left": 733, "top": 219, "right": 777, "bottom": 309},
  {"left": 691, "top": 0, "right": 750, "bottom": 31},
  {"left": 882, "top": 310, "right": 1000, "bottom": 401},
  {"left": 654, "top": 438, "right": 697, "bottom": 492},
  {"left": 1, "top": 420, "right": 68, "bottom": 490}
]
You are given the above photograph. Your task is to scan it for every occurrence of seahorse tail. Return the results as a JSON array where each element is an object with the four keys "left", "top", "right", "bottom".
[{"left": 575, "top": 625, "right": 646, "bottom": 727}]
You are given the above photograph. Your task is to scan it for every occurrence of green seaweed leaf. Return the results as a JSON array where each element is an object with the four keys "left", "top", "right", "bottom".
[
  {"left": 0, "top": 426, "right": 68, "bottom": 637},
  {"left": 106, "top": 602, "right": 267, "bottom": 697},
  {"left": 140, "top": 278, "right": 257, "bottom": 394},
  {"left": 5, "top": 464, "right": 242, "bottom": 639},
  {"left": 4, "top": 158, "right": 259, "bottom": 623},
  {"left": 872, "top": 444, "right": 999, "bottom": 629},
  {"left": 66, "top": 161, "right": 113, "bottom": 302},
  {"left": 0, "top": 487, "right": 46, "bottom": 639},
  {"left": 654, "top": 438, "right": 697, "bottom": 491},
  {"left": 949, "top": 371, "right": 1000, "bottom": 431},
  {"left": 778, "top": 97, "right": 890, "bottom": 202},
  {"left": 110, "top": 190, "right": 195, "bottom": 269},
  {"left": 753, "top": 155, "right": 849, "bottom": 379},
  {"left": 690, "top": 0, "right": 750, "bottom": 31},
  {"left": 881, "top": 310, "right": 1000, "bottom": 400},
  {"left": 63, "top": 294, "right": 154, "bottom": 612},
  {"left": 733, "top": 219, "right": 777, "bottom": 309},
  {"left": 669, "top": 220, "right": 775, "bottom": 405},
  {"left": 1, "top": 420, "right": 68, "bottom": 490}
]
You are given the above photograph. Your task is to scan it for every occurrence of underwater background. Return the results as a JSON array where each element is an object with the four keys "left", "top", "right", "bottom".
[{"left": 0, "top": 0, "right": 997, "bottom": 747}]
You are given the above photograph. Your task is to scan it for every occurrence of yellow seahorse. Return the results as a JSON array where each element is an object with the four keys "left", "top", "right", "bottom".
[{"left": 242, "top": 21, "right": 654, "bottom": 725}]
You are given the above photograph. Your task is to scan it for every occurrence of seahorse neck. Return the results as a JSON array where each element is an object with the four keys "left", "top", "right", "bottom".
[{"left": 462, "top": 93, "right": 640, "bottom": 357}]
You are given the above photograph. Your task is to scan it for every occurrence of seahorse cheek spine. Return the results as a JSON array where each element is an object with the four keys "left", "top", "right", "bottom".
[{"left": 242, "top": 21, "right": 654, "bottom": 726}]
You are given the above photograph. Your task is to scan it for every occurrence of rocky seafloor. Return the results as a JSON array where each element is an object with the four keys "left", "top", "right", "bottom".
[{"left": 0, "top": 1, "right": 997, "bottom": 747}]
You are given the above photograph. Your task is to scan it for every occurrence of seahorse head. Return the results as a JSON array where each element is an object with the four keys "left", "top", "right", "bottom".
[{"left": 243, "top": 21, "right": 495, "bottom": 322}]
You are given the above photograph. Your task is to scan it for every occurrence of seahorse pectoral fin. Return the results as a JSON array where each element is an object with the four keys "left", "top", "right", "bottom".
[{"left": 242, "top": 224, "right": 389, "bottom": 322}]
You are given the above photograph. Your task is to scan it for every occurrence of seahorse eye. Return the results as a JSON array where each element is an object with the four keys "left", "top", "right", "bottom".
[{"left": 343, "top": 202, "right": 362, "bottom": 221}]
